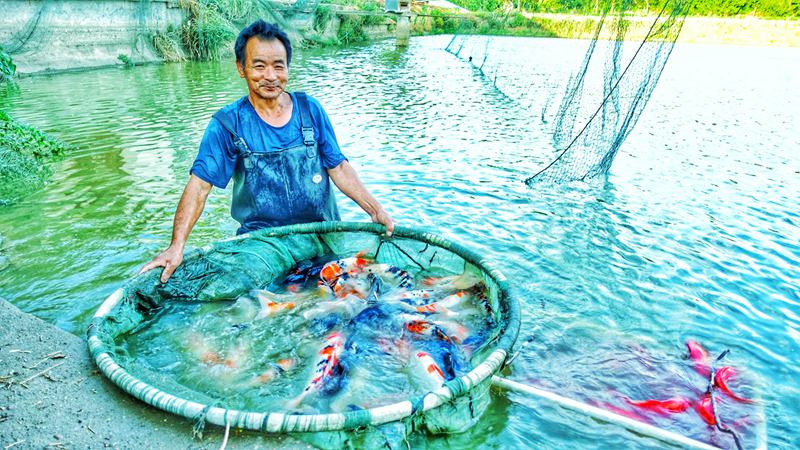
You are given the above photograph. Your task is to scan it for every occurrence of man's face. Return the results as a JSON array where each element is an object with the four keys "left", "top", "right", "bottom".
[{"left": 237, "top": 37, "right": 289, "bottom": 101}]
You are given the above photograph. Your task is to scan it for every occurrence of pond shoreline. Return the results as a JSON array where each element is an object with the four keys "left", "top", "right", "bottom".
[{"left": 0, "top": 298, "right": 302, "bottom": 449}]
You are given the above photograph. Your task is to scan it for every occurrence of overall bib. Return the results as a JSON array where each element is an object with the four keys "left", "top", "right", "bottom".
[{"left": 212, "top": 92, "right": 340, "bottom": 235}]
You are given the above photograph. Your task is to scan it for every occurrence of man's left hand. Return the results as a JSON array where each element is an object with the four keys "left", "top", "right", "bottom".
[{"left": 372, "top": 209, "right": 395, "bottom": 237}]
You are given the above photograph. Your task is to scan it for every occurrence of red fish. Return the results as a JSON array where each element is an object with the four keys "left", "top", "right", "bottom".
[
  {"left": 625, "top": 397, "right": 691, "bottom": 415},
  {"left": 714, "top": 366, "right": 753, "bottom": 403},
  {"left": 592, "top": 401, "right": 651, "bottom": 423},
  {"left": 288, "top": 332, "right": 346, "bottom": 408},
  {"left": 686, "top": 340, "right": 711, "bottom": 377},
  {"left": 694, "top": 393, "right": 716, "bottom": 425}
]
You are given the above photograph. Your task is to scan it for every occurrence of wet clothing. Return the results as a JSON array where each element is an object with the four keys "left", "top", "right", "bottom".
[{"left": 191, "top": 93, "right": 345, "bottom": 234}]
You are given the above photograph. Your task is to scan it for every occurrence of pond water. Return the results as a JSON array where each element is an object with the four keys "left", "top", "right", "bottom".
[{"left": 1, "top": 35, "right": 798, "bottom": 449}]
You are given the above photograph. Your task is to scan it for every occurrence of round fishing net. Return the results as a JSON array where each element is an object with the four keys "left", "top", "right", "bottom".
[{"left": 87, "top": 222, "right": 520, "bottom": 448}]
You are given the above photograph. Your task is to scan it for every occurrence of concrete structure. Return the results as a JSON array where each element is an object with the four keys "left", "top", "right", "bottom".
[{"left": 0, "top": 0, "right": 186, "bottom": 75}]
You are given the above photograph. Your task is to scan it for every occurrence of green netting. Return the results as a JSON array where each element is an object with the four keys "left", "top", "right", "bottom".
[
  {"left": 88, "top": 222, "right": 520, "bottom": 447},
  {"left": 444, "top": 0, "right": 691, "bottom": 184}
]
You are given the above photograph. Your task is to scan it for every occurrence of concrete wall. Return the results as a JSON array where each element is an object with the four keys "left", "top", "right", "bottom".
[{"left": 0, "top": 0, "right": 187, "bottom": 75}]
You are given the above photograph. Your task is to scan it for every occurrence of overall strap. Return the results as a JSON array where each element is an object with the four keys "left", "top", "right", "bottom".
[
  {"left": 294, "top": 92, "right": 316, "bottom": 146},
  {"left": 212, "top": 110, "right": 251, "bottom": 156}
]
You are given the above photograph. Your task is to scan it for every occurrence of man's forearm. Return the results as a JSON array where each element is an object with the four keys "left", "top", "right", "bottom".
[
  {"left": 327, "top": 161, "right": 384, "bottom": 218},
  {"left": 170, "top": 175, "right": 212, "bottom": 248}
]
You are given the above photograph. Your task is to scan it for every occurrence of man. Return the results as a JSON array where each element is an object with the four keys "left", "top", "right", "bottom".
[{"left": 142, "top": 20, "right": 393, "bottom": 283}]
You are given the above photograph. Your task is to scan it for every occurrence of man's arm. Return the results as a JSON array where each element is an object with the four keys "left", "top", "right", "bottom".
[
  {"left": 140, "top": 174, "right": 213, "bottom": 282},
  {"left": 327, "top": 161, "right": 394, "bottom": 236}
]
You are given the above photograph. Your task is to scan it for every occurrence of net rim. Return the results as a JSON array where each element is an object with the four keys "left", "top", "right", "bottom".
[{"left": 87, "top": 221, "right": 521, "bottom": 433}]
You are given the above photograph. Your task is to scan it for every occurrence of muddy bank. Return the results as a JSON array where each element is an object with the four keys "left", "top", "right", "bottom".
[{"left": 0, "top": 299, "right": 306, "bottom": 449}]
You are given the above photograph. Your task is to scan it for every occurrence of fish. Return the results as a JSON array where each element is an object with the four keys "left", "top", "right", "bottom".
[
  {"left": 287, "top": 331, "right": 347, "bottom": 408},
  {"left": 388, "top": 289, "right": 433, "bottom": 306},
  {"left": 714, "top": 366, "right": 753, "bottom": 403},
  {"left": 421, "top": 271, "right": 481, "bottom": 290},
  {"left": 412, "top": 291, "right": 473, "bottom": 316},
  {"left": 625, "top": 397, "right": 691, "bottom": 415},
  {"left": 593, "top": 401, "right": 651, "bottom": 423},
  {"left": 250, "top": 358, "right": 297, "bottom": 385},
  {"left": 694, "top": 393, "right": 716, "bottom": 425},
  {"left": 319, "top": 253, "right": 372, "bottom": 285},
  {"left": 301, "top": 294, "right": 367, "bottom": 321},
  {"left": 405, "top": 320, "right": 451, "bottom": 342},
  {"left": 409, "top": 351, "right": 446, "bottom": 391},
  {"left": 249, "top": 290, "right": 295, "bottom": 319},
  {"left": 686, "top": 339, "right": 711, "bottom": 377},
  {"left": 364, "top": 263, "right": 414, "bottom": 290}
]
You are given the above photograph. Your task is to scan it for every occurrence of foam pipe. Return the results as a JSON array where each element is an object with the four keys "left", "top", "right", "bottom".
[{"left": 491, "top": 376, "right": 720, "bottom": 450}]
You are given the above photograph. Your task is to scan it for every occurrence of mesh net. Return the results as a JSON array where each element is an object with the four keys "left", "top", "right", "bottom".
[
  {"left": 89, "top": 223, "right": 519, "bottom": 448},
  {"left": 444, "top": 0, "right": 691, "bottom": 184}
]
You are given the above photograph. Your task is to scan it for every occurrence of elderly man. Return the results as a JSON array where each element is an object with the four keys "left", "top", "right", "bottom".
[{"left": 142, "top": 20, "right": 393, "bottom": 283}]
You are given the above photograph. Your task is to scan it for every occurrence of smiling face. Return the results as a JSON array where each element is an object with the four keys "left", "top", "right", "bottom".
[{"left": 236, "top": 37, "right": 289, "bottom": 101}]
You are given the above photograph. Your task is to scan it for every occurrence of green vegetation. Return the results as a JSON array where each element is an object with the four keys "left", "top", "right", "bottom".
[
  {"left": 336, "top": 0, "right": 389, "bottom": 44},
  {"left": 447, "top": 0, "right": 799, "bottom": 18},
  {"left": 117, "top": 54, "right": 134, "bottom": 66},
  {"left": 178, "top": 0, "right": 240, "bottom": 60},
  {"left": 0, "top": 46, "right": 15, "bottom": 82},
  {"left": 0, "top": 110, "right": 68, "bottom": 205}
]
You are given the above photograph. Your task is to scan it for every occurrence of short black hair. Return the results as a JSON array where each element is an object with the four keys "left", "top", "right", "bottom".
[{"left": 234, "top": 20, "right": 292, "bottom": 66}]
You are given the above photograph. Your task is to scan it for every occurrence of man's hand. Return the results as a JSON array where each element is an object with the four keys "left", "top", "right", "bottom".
[
  {"left": 140, "top": 244, "right": 185, "bottom": 283},
  {"left": 371, "top": 208, "right": 394, "bottom": 237}
]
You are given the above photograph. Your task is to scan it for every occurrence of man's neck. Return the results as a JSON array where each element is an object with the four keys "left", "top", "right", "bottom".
[{"left": 248, "top": 91, "right": 289, "bottom": 120}]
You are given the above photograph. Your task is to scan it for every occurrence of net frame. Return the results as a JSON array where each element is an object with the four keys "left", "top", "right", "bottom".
[{"left": 87, "top": 221, "right": 521, "bottom": 434}]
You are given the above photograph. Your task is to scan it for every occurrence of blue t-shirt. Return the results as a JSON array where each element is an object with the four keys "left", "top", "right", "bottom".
[{"left": 191, "top": 93, "right": 347, "bottom": 189}]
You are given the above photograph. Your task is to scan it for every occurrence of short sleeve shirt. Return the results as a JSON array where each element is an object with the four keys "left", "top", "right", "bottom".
[{"left": 190, "top": 93, "right": 347, "bottom": 189}]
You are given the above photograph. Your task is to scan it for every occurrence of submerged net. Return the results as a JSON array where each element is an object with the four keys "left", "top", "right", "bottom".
[
  {"left": 444, "top": 0, "right": 691, "bottom": 184},
  {"left": 88, "top": 222, "right": 520, "bottom": 448}
]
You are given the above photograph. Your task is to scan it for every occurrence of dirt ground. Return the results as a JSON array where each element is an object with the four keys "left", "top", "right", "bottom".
[{"left": 0, "top": 299, "right": 309, "bottom": 449}]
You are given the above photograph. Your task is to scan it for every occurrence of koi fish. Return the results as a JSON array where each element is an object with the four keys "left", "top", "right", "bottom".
[
  {"left": 390, "top": 289, "right": 433, "bottom": 306},
  {"left": 714, "top": 366, "right": 753, "bottom": 403},
  {"left": 686, "top": 339, "right": 711, "bottom": 377},
  {"left": 319, "top": 253, "right": 372, "bottom": 285},
  {"left": 422, "top": 271, "right": 481, "bottom": 290},
  {"left": 625, "top": 397, "right": 691, "bottom": 415},
  {"left": 686, "top": 340, "right": 752, "bottom": 403},
  {"left": 410, "top": 351, "right": 445, "bottom": 390},
  {"left": 288, "top": 332, "right": 347, "bottom": 408},
  {"left": 593, "top": 401, "right": 651, "bottom": 423},
  {"left": 694, "top": 393, "right": 716, "bottom": 425},
  {"left": 250, "top": 358, "right": 297, "bottom": 385},
  {"left": 249, "top": 290, "right": 295, "bottom": 319},
  {"left": 405, "top": 320, "right": 451, "bottom": 341},
  {"left": 412, "top": 291, "right": 472, "bottom": 316},
  {"left": 301, "top": 294, "right": 367, "bottom": 320},
  {"left": 364, "top": 263, "right": 414, "bottom": 289}
]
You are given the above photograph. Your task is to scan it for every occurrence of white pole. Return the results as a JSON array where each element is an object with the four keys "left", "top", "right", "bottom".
[{"left": 491, "top": 376, "right": 720, "bottom": 450}]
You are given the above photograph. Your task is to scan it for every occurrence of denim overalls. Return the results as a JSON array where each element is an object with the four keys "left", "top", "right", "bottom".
[{"left": 212, "top": 92, "right": 340, "bottom": 235}]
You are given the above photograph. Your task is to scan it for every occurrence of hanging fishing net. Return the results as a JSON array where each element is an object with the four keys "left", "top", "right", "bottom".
[
  {"left": 87, "top": 222, "right": 520, "bottom": 448},
  {"left": 445, "top": 0, "right": 691, "bottom": 184}
]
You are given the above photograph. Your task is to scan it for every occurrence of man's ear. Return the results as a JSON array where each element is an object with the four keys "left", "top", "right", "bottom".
[{"left": 236, "top": 61, "right": 245, "bottom": 78}]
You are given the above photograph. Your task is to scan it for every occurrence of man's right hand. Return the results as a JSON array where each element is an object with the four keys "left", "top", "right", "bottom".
[{"left": 140, "top": 244, "right": 185, "bottom": 283}]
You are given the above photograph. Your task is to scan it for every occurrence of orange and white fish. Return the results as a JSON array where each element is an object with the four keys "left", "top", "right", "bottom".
[
  {"left": 410, "top": 351, "right": 446, "bottom": 391},
  {"left": 249, "top": 358, "right": 297, "bottom": 385},
  {"left": 412, "top": 291, "right": 473, "bottom": 316},
  {"left": 288, "top": 332, "right": 347, "bottom": 408},
  {"left": 319, "top": 253, "right": 372, "bottom": 285},
  {"left": 249, "top": 290, "right": 296, "bottom": 319}
]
